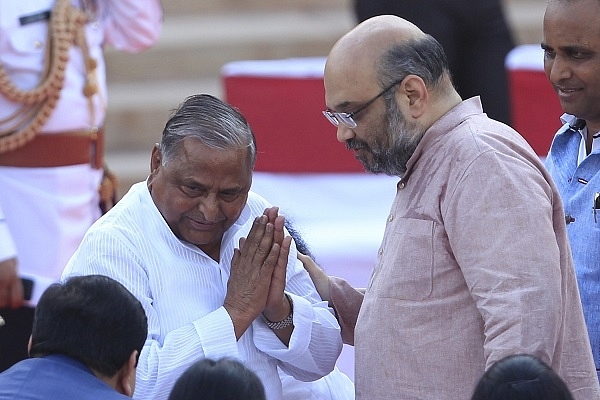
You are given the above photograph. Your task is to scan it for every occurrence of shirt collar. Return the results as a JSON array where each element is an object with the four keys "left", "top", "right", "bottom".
[
  {"left": 560, "top": 114, "right": 600, "bottom": 164},
  {"left": 399, "top": 96, "right": 483, "bottom": 186}
]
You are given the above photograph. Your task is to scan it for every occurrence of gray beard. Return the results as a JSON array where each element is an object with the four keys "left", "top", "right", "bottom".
[{"left": 362, "top": 101, "right": 425, "bottom": 177}]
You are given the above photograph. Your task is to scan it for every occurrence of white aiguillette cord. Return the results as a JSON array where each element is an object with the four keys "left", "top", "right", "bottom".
[{"left": 0, "top": 0, "right": 98, "bottom": 154}]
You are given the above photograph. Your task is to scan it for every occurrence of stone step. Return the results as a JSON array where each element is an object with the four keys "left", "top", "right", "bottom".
[
  {"left": 104, "top": 77, "right": 221, "bottom": 154},
  {"left": 164, "top": 0, "right": 349, "bottom": 15},
  {"left": 503, "top": 0, "right": 546, "bottom": 45},
  {"left": 105, "top": 151, "right": 150, "bottom": 196},
  {"left": 104, "top": 1, "right": 545, "bottom": 84},
  {"left": 103, "top": 9, "right": 354, "bottom": 83}
]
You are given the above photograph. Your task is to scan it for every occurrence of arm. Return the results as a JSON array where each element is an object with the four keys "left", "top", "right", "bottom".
[
  {"left": 446, "top": 150, "right": 562, "bottom": 368},
  {"left": 298, "top": 252, "right": 363, "bottom": 346},
  {"left": 102, "top": 0, "right": 163, "bottom": 52},
  {"left": 0, "top": 206, "right": 23, "bottom": 308}
]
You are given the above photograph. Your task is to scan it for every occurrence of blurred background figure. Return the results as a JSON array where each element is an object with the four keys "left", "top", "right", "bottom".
[
  {"left": 0, "top": 275, "right": 148, "bottom": 399},
  {"left": 470, "top": 354, "right": 574, "bottom": 400},
  {"left": 168, "top": 358, "right": 266, "bottom": 400},
  {"left": 0, "top": 0, "right": 162, "bottom": 372},
  {"left": 353, "top": 0, "right": 515, "bottom": 125}
]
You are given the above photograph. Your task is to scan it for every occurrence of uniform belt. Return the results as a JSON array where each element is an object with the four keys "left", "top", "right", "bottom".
[{"left": 0, "top": 128, "right": 103, "bottom": 169}]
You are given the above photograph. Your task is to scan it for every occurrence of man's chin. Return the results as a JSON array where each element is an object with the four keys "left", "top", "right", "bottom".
[
  {"left": 356, "top": 156, "right": 376, "bottom": 173},
  {"left": 361, "top": 161, "right": 385, "bottom": 175}
]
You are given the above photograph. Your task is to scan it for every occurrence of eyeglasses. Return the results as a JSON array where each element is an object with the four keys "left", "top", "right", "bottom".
[{"left": 322, "top": 77, "right": 405, "bottom": 128}]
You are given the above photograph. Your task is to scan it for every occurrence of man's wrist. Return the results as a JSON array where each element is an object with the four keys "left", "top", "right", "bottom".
[{"left": 263, "top": 294, "right": 293, "bottom": 330}]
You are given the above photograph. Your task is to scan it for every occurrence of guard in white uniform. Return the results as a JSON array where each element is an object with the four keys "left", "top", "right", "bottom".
[{"left": 0, "top": 0, "right": 162, "bottom": 371}]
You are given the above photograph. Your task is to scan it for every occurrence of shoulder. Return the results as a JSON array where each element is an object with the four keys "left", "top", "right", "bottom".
[
  {"left": 0, "top": 358, "right": 114, "bottom": 399},
  {"left": 445, "top": 115, "right": 541, "bottom": 171},
  {"left": 246, "top": 190, "right": 273, "bottom": 210}
]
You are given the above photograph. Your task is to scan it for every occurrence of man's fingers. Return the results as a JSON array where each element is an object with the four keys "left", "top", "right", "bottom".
[
  {"left": 263, "top": 206, "right": 279, "bottom": 224},
  {"left": 297, "top": 253, "right": 330, "bottom": 302},
  {"left": 273, "top": 215, "right": 285, "bottom": 246},
  {"left": 0, "top": 258, "right": 23, "bottom": 308},
  {"left": 0, "top": 279, "right": 23, "bottom": 309},
  {"left": 9, "top": 279, "right": 23, "bottom": 308},
  {"left": 255, "top": 222, "right": 277, "bottom": 270},
  {"left": 241, "top": 215, "right": 268, "bottom": 257},
  {"left": 0, "top": 286, "right": 7, "bottom": 309},
  {"left": 271, "top": 236, "right": 291, "bottom": 289}
]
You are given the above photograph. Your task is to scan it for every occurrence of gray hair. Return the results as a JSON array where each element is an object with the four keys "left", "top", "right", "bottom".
[
  {"left": 377, "top": 34, "right": 452, "bottom": 95},
  {"left": 159, "top": 94, "right": 257, "bottom": 169}
]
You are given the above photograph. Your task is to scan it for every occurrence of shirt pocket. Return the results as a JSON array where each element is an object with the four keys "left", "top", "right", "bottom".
[
  {"left": 369, "top": 217, "right": 435, "bottom": 301},
  {"left": 1, "top": 21, "right": 47, "bottom": 78},
  {"left": 6, "top": 21, "right": 47, "bottom": 55}
]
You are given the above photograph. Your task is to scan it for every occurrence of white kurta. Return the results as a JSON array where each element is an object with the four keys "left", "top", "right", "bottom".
[{"left": 62, "top": 182, "right": 343, "bottom": 400}]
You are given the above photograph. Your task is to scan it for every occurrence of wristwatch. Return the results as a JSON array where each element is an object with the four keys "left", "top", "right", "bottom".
[{"left": 264, "top": 294, "right": 293, "bottom": 330}]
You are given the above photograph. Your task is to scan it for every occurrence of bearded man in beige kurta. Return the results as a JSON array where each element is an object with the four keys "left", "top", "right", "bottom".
[{"left": 308, "top": 14, "right": 600, "bottom": 400}]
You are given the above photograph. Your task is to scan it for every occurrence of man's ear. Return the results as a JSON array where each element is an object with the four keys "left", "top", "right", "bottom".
[
  {"left": 148, "top": 144, "right": 162, "bottom": 186},
  {"left": 398, "top": 74, "right": 428, "bottom": 119},
  {"left": 117, "top": 350, "right": 138, "bottom": 397}
]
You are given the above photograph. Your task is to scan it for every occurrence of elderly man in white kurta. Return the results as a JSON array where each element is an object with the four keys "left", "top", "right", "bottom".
[{"left": 62, "top": 94, "right": 342, "bottom": 400}]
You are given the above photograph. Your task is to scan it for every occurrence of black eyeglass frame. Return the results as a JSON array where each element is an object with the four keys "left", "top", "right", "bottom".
[{"left": 322, "top": 77, "right": 406, "bottom": 128}]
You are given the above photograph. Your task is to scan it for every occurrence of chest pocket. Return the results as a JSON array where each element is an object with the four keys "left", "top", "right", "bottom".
[{"left": 369, "top": 217, "right": 435, "bottom": 301}]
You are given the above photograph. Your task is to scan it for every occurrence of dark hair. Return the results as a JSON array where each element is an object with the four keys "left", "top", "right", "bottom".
[
  {"left": 160, "top": 94, "right": 257, "bottom": 169},
  {"left": 29, "top": 275, "right": 148, "bottom": 377},
  {"left": 377, "top": 34, "right": 451, "bottom": 95},
  {"left": 471, "top": 354, "right": 574, "bottom": 400},
  {"left": 168, "top": 358, "right": 266, "bottom": 400},
  {"left": 283, "top": 218, "right": 315, "bottom": 260}
]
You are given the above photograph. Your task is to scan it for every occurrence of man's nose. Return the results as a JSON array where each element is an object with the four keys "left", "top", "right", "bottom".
[
  {"left": 336, "top": 124, "right": 355, "bottom": 143},
  {"left": 198, "top": 195, "right": 220, "bottom": 222},
  {"left": 547, "top": 56, "right": 572, "bottom": 84}
]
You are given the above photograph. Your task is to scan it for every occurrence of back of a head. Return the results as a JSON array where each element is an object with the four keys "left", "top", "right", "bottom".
[
  {"left": 377, "top": 33, "right": 452, "bottom": 97},
  {"left": 30, "top": 275, "right": 148, "bottom": 378},
  {"left": 168, "top": 358, "right": 266, "bottom": 400},
  {"left": 471, "top": 354, "right": 574, "bottom": 400},
  {"left": 159, "top": 93, "right": 257, "bottom": 169}
]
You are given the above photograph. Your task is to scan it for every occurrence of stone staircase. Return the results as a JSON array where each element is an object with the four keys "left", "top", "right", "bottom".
[{"left": 103, "top": 0, "right": 548, "bottom": 195}]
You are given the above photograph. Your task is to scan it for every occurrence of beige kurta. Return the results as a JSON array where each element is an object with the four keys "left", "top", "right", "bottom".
[{"left": 330, "top": 97, "right": 600, "bottom": 400}]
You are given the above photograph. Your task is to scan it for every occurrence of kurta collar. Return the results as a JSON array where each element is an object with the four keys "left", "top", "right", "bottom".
[{"left": 399, "top": 96, "right": 483, "bottom": 187}]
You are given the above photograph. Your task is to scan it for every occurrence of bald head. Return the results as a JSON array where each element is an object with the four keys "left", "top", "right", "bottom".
[
  {"left": 324, "top": 15, "right": 456, "bottom": 124},
  {"left": 327, "top": 15, "right": 426, "bottom": 82}
]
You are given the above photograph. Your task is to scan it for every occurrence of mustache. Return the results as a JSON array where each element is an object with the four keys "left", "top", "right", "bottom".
[
  {"left": 346, "top": 139, "right": 370, "bottom": 151},
  {"left": 187, "top": 213, "right": 225, "bottom": 224}
]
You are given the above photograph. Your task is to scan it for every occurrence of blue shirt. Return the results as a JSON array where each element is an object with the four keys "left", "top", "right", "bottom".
[
  {"left": 546, "top": 115, "right": 600, "bottom": 378},
  {"left": 0, "top": 354, "right": 130, "bottom": 400}
]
